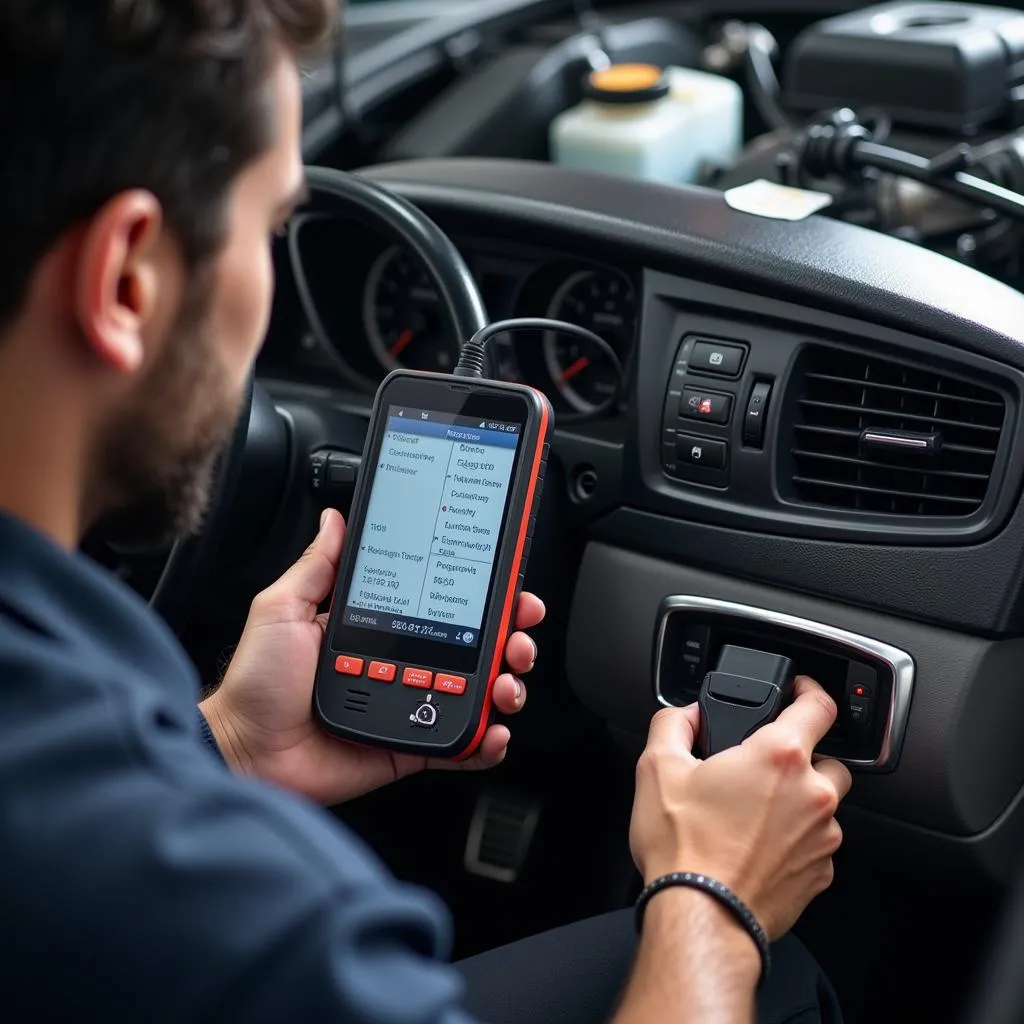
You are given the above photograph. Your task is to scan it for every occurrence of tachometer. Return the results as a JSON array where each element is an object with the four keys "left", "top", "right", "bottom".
[
  {"left": 543, "top": 269, "right": 636, "bottom": 414},
  {"left": 363, "top": 246, "right": 460, "bottom": 373}
]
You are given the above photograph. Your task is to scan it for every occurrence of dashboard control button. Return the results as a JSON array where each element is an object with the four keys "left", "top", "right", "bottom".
[
  {"left": 402, "top": 667, "right": 433, "bottom": 689},
  {"left": 743, "top": 381, "right": 773, "bottom": 448},
  {"left": 368, "top": 661, "right": 397, "bottom": 683},
  {"left": 845, "top": 663, "right": 876, "bottom": 734},
  {"left": 335, "top": 655, "right": 364, "bottom": 677},
  {"left": 435, "top": 674, "right": 468, "bottom": 696},
  {"left": 690, "top": 340, "right": 745, "bottom": 377},
  {"left": 676, "top": 435, "right": 728, "bottom": 471},
  {"left": 680, "top": 388, "right": 733, "bottom": 425}
]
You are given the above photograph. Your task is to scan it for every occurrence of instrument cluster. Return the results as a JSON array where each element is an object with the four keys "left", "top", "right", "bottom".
[{"left": 278, "top": 213, "right": 640, "bottom": 418}]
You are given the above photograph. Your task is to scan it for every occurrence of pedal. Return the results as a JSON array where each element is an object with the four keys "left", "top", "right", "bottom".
[{"left": 463, "top": 790, "right": 541, "bottom": 883}]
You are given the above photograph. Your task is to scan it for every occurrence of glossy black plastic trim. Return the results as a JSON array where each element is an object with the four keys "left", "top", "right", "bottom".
[{"left": 360, "top": 158, "right": 1024, "bottom": 369}]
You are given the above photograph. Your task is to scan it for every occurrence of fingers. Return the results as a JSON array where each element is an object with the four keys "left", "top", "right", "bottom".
[
  {"left": 645, "top": 704, "right": 701, "bottom": 760},
  {"left": 813, "top": 757, "right": 853, "bottom": 803},
  {"left": 492, "top": 673, "right": 526, "bottom": 715},
  {"left": 768, "top": 676, "right": 838, "bottom": 756},
  {"left": 504, "top": 631, "right": 537, "bottom": 674},
  {"left": 515, "top": 592, "right": 546, "bottom": 630},
  {"left": 433, "top": 725, "right": 511, "bottom": 772},
  {"left": 431, "top": 672, "right": 527, "bottom": 776}
]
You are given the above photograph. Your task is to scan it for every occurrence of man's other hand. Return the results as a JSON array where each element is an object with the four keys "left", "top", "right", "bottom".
[
  {"left": 628, "top": 677, "right": 852, "bottom": 942},
  {"left": 199, "top": 508, "right": 545, "bottom": 806}
]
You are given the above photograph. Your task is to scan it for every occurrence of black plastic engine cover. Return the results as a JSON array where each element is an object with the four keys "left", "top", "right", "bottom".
[{"left": 783, "top": 2, "right": 1024, "bottom": 135}]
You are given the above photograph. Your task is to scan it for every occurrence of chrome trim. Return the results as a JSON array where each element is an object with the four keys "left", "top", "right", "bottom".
[
  {"left": 653, "top": 595, "right": 915, "bottom": 772},
  {"left": 861, "top": 430, "right": 932, "bottom": 450}
]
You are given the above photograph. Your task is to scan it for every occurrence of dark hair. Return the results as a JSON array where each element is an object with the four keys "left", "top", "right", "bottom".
[{"left": 0, "top": 1, "right": 337, "bottom": 329}]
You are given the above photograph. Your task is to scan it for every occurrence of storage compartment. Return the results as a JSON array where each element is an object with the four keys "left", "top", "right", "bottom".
[{"left": 653, "top": 595, "right": 915, "bottom": 771}]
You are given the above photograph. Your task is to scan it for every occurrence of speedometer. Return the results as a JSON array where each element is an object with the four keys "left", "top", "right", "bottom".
[
  {"left": 362, "top": 246, "right": 461, "bottom": 374},
  {"left": 543, "top": 269, "right": 637, "bottom": 414}
]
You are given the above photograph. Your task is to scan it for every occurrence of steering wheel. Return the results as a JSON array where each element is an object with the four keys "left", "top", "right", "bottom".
[{"left": 143, "top": 168, "right": 488, "bottom": 633}]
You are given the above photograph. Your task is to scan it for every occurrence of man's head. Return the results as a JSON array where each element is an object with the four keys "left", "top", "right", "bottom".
[{"left": 0, "top": 1, "right": 336, "bottom": 547}]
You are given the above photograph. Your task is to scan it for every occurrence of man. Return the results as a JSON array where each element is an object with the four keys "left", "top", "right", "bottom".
[{"left": 0, "top": 2, "right": 851, "bottom": 1022}]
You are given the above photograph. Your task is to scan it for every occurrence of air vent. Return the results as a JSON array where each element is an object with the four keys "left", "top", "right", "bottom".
[
  {"left": 785, "top": 347, "right": 1005, "bottom": 517},
  {"left": 343, "top": 688, "right": 371, "bottom": 715}
]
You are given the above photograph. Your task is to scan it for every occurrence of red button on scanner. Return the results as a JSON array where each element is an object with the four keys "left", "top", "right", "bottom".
[
  {"left": 368, "top": 661, "right": 397, "bottom": 682},
  {"left": 403, "top": 667, "right": 433, "bottom": 689},
  {"left": 335, "top": 656, "right": 364, "bottom": 677},
  {"left": 435, "top": 674, "right": 467, "bottom": 696}
]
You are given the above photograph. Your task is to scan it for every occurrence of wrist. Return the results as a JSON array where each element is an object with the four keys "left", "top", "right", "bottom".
[
  {"left": 198, "top": 691, "right": 257, "bottom": 779},
  {"left": 643, "top": 886, "right": 761, "bottom": 982}
]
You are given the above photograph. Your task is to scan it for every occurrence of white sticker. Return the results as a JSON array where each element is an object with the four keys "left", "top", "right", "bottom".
[{"left": 723, "top": 179, "right": 833, "bottom": 221}]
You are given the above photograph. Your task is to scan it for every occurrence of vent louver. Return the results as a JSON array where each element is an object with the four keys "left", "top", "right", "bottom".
[{"left": 785, "top": 347, "right": 1005, "bottom": 517}]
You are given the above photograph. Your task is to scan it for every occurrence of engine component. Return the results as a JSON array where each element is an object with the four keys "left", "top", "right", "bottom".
[
  {"left": 782, "top": 2, "right": 1024, "bottom": 136},
  {"left": 549, "top": 63, "right": 743, "bottom": 187}
]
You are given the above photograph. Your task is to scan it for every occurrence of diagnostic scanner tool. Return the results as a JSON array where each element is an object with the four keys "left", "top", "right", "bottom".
[
  {"left": 698, "top": 645, "right": 795, "bottom": 756},
  {"left": 313, "top": 367, "right": 552, "bottom": 760},
  {"left": 313, "top": 316, "right": 622, "bottom": 761}
]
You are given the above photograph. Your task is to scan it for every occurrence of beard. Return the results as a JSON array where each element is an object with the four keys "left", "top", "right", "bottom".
[{"left": 90, "top": 270, "right": 246, "bottom": 551}]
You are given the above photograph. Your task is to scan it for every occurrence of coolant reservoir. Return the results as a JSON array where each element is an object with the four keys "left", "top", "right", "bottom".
[{"left": 549, "top": 63, "right": 743, "bottom": 186}]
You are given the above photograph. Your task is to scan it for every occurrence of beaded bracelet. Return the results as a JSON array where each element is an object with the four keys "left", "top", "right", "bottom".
[{"left": 634, "top": 871, "right": 770, "bottom": 985}]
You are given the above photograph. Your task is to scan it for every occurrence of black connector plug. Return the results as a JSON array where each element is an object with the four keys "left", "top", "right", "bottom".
[{"left": 697, "top": 646, "right": 795, "bottom": 757}]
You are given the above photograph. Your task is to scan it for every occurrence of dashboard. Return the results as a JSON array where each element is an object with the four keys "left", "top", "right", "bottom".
[
  {"left": 262, "top": 156, "right": 1024, "bottom": 883},
  {"left": 263, "top": 215, "right": 641, "bottom": 419}
]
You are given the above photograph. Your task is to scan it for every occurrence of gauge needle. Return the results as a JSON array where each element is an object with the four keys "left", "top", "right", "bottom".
[
  {"left": 390, "top": 328, "right": 415, "bottom": 359},
  {"left": 560, "top": 355, "right": 591, "bottom": 382}
]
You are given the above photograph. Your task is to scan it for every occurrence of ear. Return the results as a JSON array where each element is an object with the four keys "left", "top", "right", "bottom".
[{"left": 73, "top": 190, "right": 169, "bottom": 376}]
